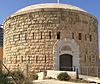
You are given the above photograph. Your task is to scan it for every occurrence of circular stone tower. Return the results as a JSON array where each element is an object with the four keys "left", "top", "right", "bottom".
[{"left": 3, "top": 3, "right": 99, "bottom": 76}]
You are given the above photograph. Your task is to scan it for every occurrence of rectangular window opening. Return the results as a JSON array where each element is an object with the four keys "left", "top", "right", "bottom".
[
  {"left": 33, "top": 32, "right": 34, "bottom": 40},
  {"left": 57, "top": 31, "right": 60, "bottom": 39},
  {"left": 41, "top": 32, "right": 42, "bottom": 39},
  {"left": 21, "top": 56, "right": 23, "bottom": 63},
  {"left": 45, "top": 55, "right": 46, "bottom": 63},
  {"left": 49, "top": 31, "right": 51, "bottom": 39},
  {"left": 79, "top": 33, "right": 82, "bottom": 40},
  {"left": 19, "top": 34, "right": 20, "bottom": 40},
  {"left": 72, "top": 33, "right": 74, "bottom": 39},
  {"left": 36, "top": 56, "right": 38, "bottom": 63},
  {"left": 90, "top": 35, "right": 92, "bottom": 41}
]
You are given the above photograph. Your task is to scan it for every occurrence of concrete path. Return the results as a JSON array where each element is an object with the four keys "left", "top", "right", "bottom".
[
  {"left": 79, "top": 75, "right": 100, "bottom": 83},
  {"left": 33, "top": 80, "right": 88, "bottom": 84}
]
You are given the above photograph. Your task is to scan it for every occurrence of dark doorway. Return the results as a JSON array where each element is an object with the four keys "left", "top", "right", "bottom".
[{"left": 60, "top": 54, "right": 72, "bottom": 71}]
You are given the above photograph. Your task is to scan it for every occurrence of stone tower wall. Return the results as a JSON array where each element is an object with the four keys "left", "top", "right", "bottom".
[{"left": 4, "top": 8, "right": 99, "bottom": 76}]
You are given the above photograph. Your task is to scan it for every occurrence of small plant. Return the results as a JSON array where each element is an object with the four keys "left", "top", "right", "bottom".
[
  {"left": 11, "top": 70, "right": 25, "bottom": 84},
  {"left": 0, "top": 72, "right": 10, "bottom": 84},
  {"left": 31, "top": 73, "right": 38, "bottom": 80},
  {"left": 57, "top": 72, "right": 70, "bottom": 81},
  {"left": 47, "top": 76, "right": 53, "bottom": 79},
  {"left": 22, "top": 77, "right": 33, "bottom": 84}
]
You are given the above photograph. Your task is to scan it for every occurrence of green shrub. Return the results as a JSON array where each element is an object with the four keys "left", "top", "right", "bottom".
[
  {"left": 31, "top": 73, "right": 38, "bottom": 80},
  {"left": 21, "top": 77, "right": 33, "bottom": 84},
  {"left": 57, "top": 72, "right": 70, "bottom": 81},
  {"left": 0, "top": 72, "right": 10, "bottom": 84},
  {"left": 11, "top": 70, "right": 25, "bottom": 84},
  {"left": 47, "top": 76, "right": 53, "bottom": 79}
]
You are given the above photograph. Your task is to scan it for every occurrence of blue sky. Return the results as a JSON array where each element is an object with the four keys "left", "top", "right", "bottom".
[{"left": 0, "top": 0, "right": 100, "bottom": 52}]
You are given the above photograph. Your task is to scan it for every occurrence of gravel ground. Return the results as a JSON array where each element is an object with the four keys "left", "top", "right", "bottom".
[{"left": 33, "top": 80, "right": 88, "bottom": 84}]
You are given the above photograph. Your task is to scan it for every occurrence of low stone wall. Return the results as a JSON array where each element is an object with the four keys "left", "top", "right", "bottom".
[
  {"left": 37, "top": 72, "right": 45, "bottom": 80},
  {"left": 47, "top": 70, "right": 76, "bottom": 79},
  {"left": 37, "top": 70, "right": 76, "bottom": 80}
]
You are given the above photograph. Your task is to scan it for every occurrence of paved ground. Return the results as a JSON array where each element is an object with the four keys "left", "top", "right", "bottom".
[
  {"left": 79, "top": 75, "right": 100, "bottom": 83},
  {"left": 33, "top": 80, "right": 88, "bottom": 84},
  {"left": 32, "top": 75, "right": 100, "bottom": 84}
]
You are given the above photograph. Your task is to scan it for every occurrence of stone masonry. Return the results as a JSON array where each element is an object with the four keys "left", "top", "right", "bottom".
[{"left": 3, "top": 3, "right": 99, "bottom": 76}]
